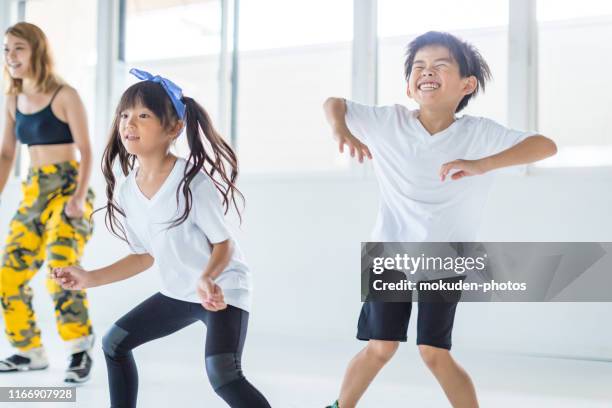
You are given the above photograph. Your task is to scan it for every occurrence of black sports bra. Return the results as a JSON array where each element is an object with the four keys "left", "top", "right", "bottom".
[{"left": 14, "top": 86, "right": 75, "bottom": 146}]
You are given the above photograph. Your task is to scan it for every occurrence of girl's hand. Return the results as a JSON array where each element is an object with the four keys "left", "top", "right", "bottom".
[
  {"left": 64, "top": 195, "right": 85, "bottom": 218},
  {"left": 52, "top": 266, "right": 91, "bottom": 290},
  {"left": 334, "top": 128, "right": 372, "bottom": 163},
  {"left": 197, "top": 276, "right": 227, "bottom": 312},
  {"left": 439, "top": 159, "right": 488, "bottom": 181}
]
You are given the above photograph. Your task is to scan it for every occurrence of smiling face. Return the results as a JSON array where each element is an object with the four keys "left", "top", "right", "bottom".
[
  {"left": 3, "top": 33, "right": 32, "bottom": 79},
  {"left": 119, "top": 103, "right": 181, "bottom": 157},
  {"left": 406, "top": 45, "right": 477, "bottom": 113}
]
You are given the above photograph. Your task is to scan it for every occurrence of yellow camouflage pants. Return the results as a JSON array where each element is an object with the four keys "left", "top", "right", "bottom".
[{"left": 0, "top": 160, "right": 94, "bottom": 352}]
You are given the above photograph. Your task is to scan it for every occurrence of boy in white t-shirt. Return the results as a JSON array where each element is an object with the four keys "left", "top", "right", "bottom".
[{"left": 323, "top": 31, "right": 557, "bottom": 408}]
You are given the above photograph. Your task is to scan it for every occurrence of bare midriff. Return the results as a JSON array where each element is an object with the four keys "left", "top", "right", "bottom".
[{"left": 27, "top": 143, "right": 78, "bottom": 167}]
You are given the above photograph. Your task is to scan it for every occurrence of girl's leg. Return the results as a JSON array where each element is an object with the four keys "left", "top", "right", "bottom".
[
  {"left": 102, "top": 293, "right": 197, "bottom": 408},
  {"left": 202, "top": 304, "right": 271, "bottom": 408}
]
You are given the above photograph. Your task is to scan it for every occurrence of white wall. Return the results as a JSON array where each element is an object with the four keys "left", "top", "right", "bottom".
[
  {"left": 1, "top": 0, "right": 611, "bottom": 362},
  {"left": 1, "top": 168, "right": 611, "bottom": 360}
]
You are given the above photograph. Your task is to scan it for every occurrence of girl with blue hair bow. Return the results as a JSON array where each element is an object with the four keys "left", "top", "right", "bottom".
[{"left": 52, "top": 69, "right": 271, "bottom": 408}]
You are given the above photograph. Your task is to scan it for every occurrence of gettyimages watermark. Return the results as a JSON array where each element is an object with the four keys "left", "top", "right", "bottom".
[{"left": 361, "top": 242, "right": 611, "bottom": 302}]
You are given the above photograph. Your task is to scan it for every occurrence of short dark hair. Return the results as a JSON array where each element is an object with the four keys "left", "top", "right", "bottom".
[{"left": 404, "top": 31, "right": 491, "bottom": 112}]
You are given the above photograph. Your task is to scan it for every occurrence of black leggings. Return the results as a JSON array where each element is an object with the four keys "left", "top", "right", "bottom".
[{"left": 101, "top": 292, "right": 271, "bottom": 408}]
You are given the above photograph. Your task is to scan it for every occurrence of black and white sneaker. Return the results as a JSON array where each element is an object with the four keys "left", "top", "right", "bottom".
[
  {"left": 0, "top": 347, "right": 49, "bottom": 372},
  {"left": 64, "top": 350, "right": 93, "bottom": 383}
]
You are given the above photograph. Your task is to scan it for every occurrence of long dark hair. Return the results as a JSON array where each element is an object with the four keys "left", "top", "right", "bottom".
[{"left": 95, "top": 80, "right": 244, "bottom": 243}]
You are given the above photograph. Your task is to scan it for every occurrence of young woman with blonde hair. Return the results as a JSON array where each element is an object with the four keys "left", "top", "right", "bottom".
[{"left": 0, "top": 22, "right": 95, "bottom": 383}]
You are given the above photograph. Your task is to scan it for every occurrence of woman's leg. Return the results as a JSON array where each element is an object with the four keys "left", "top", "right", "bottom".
[
  {"left": 0, "top": 178, "right": 46, "bottom": 355},
  {"left": 43, "top": 189, "right": 95, "bottom": 353},
  {"left": 202, "top": 304, "right": 271, "bottom": 408},
  {"left": 102, "top": 293, "right": 197, "bottom": 408}
]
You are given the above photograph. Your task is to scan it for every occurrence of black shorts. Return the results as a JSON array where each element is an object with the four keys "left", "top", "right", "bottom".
[
  {"left": 356, "top": 300, "right": 458, "bottom": 349},
  {"left": 357, "top": 276, "right": 462, "bottom": 349}
]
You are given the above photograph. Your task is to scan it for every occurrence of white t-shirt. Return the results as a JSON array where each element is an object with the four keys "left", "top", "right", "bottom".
[
  {"left": 116, "top": 157, "right": 252, "bottom": 312},
  {"left": 345, "top": 100, "right": 536, "bottom": 242}
]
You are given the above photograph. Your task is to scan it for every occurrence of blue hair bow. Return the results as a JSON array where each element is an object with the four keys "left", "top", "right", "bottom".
[{"left": 129, "top": 68, "right": 186, "bottom": 120}]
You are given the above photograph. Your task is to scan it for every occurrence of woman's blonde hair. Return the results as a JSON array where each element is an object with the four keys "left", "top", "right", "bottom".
[{"left": 3, "top": 22, "right": 62, "bottom": 95}]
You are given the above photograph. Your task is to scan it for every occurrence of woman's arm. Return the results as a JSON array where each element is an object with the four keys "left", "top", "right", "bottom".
[
  {"left": 0, "top": 99, "right": 18, "bottom": 195},
  {"left": 60, "top": 87, "right": 93, "bottom": 202}
]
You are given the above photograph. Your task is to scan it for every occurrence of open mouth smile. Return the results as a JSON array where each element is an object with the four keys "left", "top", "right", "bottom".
[{"left": 418, "top": 81, "right": 440, "bottom": 91}]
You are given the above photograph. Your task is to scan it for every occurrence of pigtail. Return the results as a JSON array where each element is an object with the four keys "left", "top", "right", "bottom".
[
  {"left": 169, "top": 96, "right": 245, "bottom": 228},
  {"left": 91, "top": 115, "right": 137, "bottom": 244}
]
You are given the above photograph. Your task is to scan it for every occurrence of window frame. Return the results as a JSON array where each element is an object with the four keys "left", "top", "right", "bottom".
[{"left": 5, "top": 0, "right": 609, "bottom": 180}]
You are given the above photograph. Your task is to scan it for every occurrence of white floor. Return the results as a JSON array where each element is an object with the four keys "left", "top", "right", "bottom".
[{"left": 1, "top": 325, "right": 611, "bottom": 408}]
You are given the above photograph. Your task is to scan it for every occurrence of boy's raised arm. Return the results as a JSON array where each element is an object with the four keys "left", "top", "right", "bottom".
[
  {"left": 478, "top": 134, "right": 557, "bottom": 172},
  {"left": 323, "top": 97, "right": 348, "bottom": 130},
  {"left": 439, "top": 135, "right": 557, "bottom": 181},
  {"left": 323, "top": 97, "right": 372, "bottom": 163}
]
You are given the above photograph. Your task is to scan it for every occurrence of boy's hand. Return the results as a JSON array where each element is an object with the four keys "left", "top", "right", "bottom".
[
  {"left": 334, "top": 127, "right": 372, "bottom": 163},
  {"left": 197, "top": 276, "right": 227, "bottom": 312},
  {"left": 51, "top": 266, "right": 91, "bottom": 290},
  {"left": 439, "top": 159, "right": 488, "bottom": 181}
]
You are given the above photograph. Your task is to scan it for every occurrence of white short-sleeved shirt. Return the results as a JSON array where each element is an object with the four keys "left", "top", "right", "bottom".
[
  {"left": 116, "top": 157, "right": 252, "bottom": 311},
  {"left": 345, "top": 100, "right": 536, "bottom": 242}
]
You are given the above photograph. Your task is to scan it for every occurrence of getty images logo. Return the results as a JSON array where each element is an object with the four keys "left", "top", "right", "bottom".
[{"left": 372, "top": 253, "right": 488, "bottom": 275}]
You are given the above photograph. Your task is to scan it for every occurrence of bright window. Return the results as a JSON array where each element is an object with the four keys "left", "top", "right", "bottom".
[
  {"left": 378, "top": 0, "right": 509, "bottom": 125},
  {"left": 123, "top": 0, "right": 223, "bottom": 159},
  {"left": 19, "top": 0, "right": 97, "bottom": 174},
  {"left": 236, "top": 0, "right": 353, "bottom": 173},
  {"left": 537, "top": 0, "right": 612, "bottom": 167}
]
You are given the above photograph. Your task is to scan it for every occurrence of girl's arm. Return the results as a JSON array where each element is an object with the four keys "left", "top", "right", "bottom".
[
  {"left": 0, "top": 99, "right": 18, "bottom": 195},
  {"left": 53, "top": 253, "right": 154, "bottom": 290},
  {"left": 88, "top": 253, "right": 154, "bottom": 287},
  {"left": 197, "top": 240, "right": 233, "bottom": 311},
  {"left": 202, "top": 239, "right": 233, "bottom": 280}
]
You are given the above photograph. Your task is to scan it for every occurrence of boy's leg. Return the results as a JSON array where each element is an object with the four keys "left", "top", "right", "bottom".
[
  {"left": 418, "top": 345, "right": 478, "bottom": 408},
  {"left": 417, "top": 301, "right": 478, "bottom": 408},
  {"left": 101, "top": 293, "right": 198, "bottom": 408},
  {"left": 336, "top": 301, "right": 411, "bottom": 408},
  {"left": 337, "top": 339, "right": 399, "bottom": 408},
  {"left": 201, "top": 300, "right": 271, "bottom": 408},
  {"left": 43, "top": 191, "right": 96, "bottom": 353}
]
